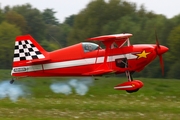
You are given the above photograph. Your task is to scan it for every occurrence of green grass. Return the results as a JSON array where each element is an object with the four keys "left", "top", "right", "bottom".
[{"left": 0, "top": 70, "right": 180, "bottom": 120}]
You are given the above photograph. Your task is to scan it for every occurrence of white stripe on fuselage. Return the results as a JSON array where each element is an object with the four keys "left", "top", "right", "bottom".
[{"left": 12, "top": 53, "right": 137, "bottom": 73}]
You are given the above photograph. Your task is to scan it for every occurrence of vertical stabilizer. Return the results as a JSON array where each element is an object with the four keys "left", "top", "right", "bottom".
[{"left": 11, "top": 35, "right": 49, "bottom": 77}]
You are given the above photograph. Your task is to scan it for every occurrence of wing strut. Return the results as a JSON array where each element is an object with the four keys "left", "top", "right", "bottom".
[
  {"left": 83, "top": 40, "right": 114, "bottom": 76},
  {"left": 84, "top": 33, "right": 133, "bottom": 76}
]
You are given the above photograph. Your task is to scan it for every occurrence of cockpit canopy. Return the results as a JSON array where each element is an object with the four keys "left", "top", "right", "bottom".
[{"left": 82, "top": 42, "right": 100, "bottom": 52}]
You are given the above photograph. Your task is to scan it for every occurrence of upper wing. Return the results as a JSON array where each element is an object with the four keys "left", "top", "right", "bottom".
[
  {"left": 87, "top": 33, "right": 132, "bottom": 41},
  {"left": 87, "top": 33, "right": 132, "bottom": 47}
]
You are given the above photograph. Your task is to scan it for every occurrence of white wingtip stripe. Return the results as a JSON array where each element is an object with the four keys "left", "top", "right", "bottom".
[{"left": 114, "top": 85, "right": 133, "bottom": 89}]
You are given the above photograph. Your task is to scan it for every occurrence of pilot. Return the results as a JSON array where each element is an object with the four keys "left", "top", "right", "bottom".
[{"left": 84, "top": 44, "right": 92, "bottom": 52}]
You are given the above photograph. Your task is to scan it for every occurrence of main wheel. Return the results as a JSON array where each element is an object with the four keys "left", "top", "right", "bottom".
[{"left": 126, "top": 89, "right": 139, "bottom": 93}]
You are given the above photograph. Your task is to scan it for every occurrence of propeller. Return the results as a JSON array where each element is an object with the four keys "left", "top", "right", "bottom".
[
  {"left": 155, "top": 32, "right": 165, "bottom": 75},
  {"left": 155, "top": 31, "right": 160, "bottom": 48}
]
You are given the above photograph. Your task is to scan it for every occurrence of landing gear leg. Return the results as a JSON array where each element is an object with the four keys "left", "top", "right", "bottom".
[
  {"left": 126, "top": 70, "right": 133, "bottom": 82},
  {"left": 114, "top": 58, "right": 144, "bottom": 93}
]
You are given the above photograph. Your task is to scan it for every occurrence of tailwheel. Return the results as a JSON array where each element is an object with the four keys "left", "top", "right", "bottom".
[
  {"left": 10, "top": 79, "right": 15, "bottom": 84},
  {"left": 10, "top": 77, "right": 19, "bottom": 84}
]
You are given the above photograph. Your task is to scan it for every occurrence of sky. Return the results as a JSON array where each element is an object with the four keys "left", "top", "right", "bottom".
[{"left": 0, "top": 0, "right": 180, "bottom": 22}]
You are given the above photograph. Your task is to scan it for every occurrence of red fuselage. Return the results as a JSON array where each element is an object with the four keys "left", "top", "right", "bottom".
[{"left": 11, "top": 42, "right": 168, "bottom": 77}]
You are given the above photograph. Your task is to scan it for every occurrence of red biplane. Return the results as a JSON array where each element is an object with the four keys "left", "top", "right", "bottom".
[{"left": 11, "top": 33, "right": 168, "bottom": 93}]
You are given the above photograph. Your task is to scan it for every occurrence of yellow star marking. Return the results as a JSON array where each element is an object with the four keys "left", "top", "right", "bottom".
[{"left": 136, "top": 50, "right": 150, "bottom": 59}]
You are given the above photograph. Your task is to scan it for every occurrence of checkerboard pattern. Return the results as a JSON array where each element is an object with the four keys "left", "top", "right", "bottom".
[{"left": 13, "top": 40, "right": 45, "bottom": 62}]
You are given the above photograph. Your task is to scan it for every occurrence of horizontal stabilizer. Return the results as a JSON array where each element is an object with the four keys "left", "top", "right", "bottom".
[{"left": 26, "top": 58, "right": 51, "bottom": 65}]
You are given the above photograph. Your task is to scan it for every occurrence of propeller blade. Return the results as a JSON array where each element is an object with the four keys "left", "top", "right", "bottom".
[
  {"left": 159, "top": 55, "right": 164, "bottom": 75},
  {"left": 154, "top": 31, "right": 167, "bottom": 76},
  {"left": 155, "top": 31, "right": 160, "bottom": 48}
]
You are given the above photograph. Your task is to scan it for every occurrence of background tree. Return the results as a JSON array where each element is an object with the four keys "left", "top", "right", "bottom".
[
  {"left": 0, "top": 9, "right": 5, "bottom": 23},
  {"left": 42, "top": 8, "right": 70, "bottom": 49},
  {"left": 64, "top": 15, "right": 76, "bottom": 27},
  {"left": 0, "top": 21, "right": 21, "bottom": 68},
  {"left": 68, "top": 0, "right": 140, "bottom": 45},
  {"left": 5, "top": 11, "right": 28, "bottom": 34},
  {"left": 12, "top": 4, "right": 46, "bottom": 41},
  {"left": 42, "top": 8, "right": 59, "bottom": 25},
  {"left": 166, "top": 25, "right": 180, "bottom": 79}
]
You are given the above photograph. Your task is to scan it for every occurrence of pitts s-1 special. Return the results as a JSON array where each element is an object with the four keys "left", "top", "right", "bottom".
[{"left": 11, "top": 33, "right": 168, "bottom": 93}]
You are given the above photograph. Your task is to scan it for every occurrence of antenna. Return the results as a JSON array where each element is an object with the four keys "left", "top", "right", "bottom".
[{"left": 48, "top": 34, "right": 61, "bottom": 48}]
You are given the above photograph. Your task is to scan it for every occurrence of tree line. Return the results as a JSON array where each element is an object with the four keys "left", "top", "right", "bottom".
[{"left": 0, "top": 0, "right": 179, "bottom": 79}]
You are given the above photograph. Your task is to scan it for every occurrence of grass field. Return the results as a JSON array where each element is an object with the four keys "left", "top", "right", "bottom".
[{"left": 0, "top": 70, "right": 180, "bottom": 120}]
